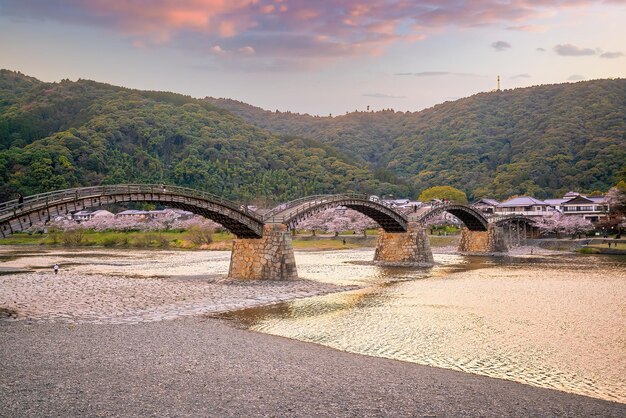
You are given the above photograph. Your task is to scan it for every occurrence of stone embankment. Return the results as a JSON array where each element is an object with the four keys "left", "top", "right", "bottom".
[{"left": 0, "top": 272, "right": 354, "bottom": 324}]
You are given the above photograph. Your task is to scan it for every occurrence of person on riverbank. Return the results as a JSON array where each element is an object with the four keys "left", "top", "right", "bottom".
[{"left": 53, "top": 264, "right": 59, "bottom": 274}]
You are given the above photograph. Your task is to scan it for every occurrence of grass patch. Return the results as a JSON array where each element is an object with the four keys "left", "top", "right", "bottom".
[
  {"left": 292, "top": 239, "right": 362, "bottom": 250},
  {"left": 0, "top": 233, "right": 50, "bottom": 245},
  {"left": 577, "top": 247, "right": 601, "bottom": 254},
  {"left": 428, "top": 235, "right": 459, "bottom": 247},
  {"left": 587, "top": 243, "right": 626, "bottom": 250},
  {"left": 0, "top": 230, "right": 225, "bottom": 249}
]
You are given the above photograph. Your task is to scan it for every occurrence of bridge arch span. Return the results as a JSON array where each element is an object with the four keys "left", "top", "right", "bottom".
[
  {"left": 417, "top": 204, "right": 489, "bottom": 231},
  {"left": 492, "top": 215, "right": 536, "bottom": 227},
  {"left": 263, "top": 194, "right": 408, "bottom": 232},
  {"left": 0, "top": 185, "right": 264, "bottom": 238}
]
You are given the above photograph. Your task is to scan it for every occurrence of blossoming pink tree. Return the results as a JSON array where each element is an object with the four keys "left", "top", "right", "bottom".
[
  {"left": 535, "top": 213, "right": 593, "bottom": 238},
  {"left": 295, "top": 208, "right": 378, "bottom": 236}
]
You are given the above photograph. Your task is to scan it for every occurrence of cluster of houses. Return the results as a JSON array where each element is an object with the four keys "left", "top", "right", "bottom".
[
  {"left": 385, "top": 191, "right": 609, "bottom": 225},
  {"left": 472, "top": 191, "right": 609, "bottom": 223}
]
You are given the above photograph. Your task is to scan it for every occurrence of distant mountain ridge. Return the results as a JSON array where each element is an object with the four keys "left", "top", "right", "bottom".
[
  {"left": 1, "top": 69, "right": 624, "bottom": 203},
  {"left": 0, "top": 69, "right": 408, "bottom": 203},
  {"left": 206, "top": 79, "right": 626, "bottom": 199}
]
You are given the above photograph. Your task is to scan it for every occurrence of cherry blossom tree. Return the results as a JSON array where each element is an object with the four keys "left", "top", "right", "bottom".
[
  {"left": 535, "top": 213, "right": 593, "bottom": 238},
  {"left": 424, "top": 213, "right": 458, "bottom": 234},
  {"left": 606, "top": 184, "right": 626, "bottom": 233},
  {"left": 606, "top": 185, "right": 626, "bottom": 216},
  {"left": 348, "top": 211, "right": 378, "bottom": 236},
  {"left": 297, "top": 212, "right": 328, "bottom": 236},
  {"left": 561, "top": 216, "right": 593, "bottom": 239},
  {"left": 535, "top": 214, "right": 564, "bottom": 238},
  {"left": 172, "top": 216, "right": 220, "bottom": 244},
  {"left": 325, "top": 215, "right": 353, "bottom": 237},
  {"left": 294, "top": 208, "right": 378, "bottom": 236}
]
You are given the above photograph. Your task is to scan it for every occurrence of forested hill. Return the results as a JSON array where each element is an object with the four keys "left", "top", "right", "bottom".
[
  {"left": 1, "top": 70, "right": 624, "bottom": 204},
  {"left": 0, "top": 70, "right": 410, "bottom": 203},
  {"left": 206, "top": 79, "right": 626, "bottom": 199}
]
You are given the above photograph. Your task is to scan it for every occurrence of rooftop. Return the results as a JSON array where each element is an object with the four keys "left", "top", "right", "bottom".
[
  {"left": 473, "top": 198, "right": 500, "bottom": 206},
  {"left": 498, "top": 196, "right": 549, "bottom": 207}
]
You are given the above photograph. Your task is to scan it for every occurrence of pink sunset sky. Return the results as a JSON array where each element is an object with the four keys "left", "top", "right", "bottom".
[{"left": 1, "top": 0, "right": 625, "bottom": 114}]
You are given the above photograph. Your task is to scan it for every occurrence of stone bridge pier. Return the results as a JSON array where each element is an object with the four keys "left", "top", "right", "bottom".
[
  {"left": 458, "top": 224, "right": 508, "bottom": 254},
  {"left": 374, "top": 222, "right": 434, "bottom": 266},
  {"left": 228, "top": 224, "right": 298, "bottom": 280}
]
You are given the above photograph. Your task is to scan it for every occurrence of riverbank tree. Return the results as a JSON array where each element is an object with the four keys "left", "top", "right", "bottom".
[
  {"left": 297, "top": 209, "right": 378, "bottom": 236},
  {"left": 535, "top": 213, "right": 593, "bottom": 239},
  {"left": 418, "top": 186, "right": 468, "bottom": 205}
]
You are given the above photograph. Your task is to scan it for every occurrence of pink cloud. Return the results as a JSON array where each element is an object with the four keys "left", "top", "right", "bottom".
[
  {"left": 506, "top": 24, "right": 547, "bottom": 32},
  {"left": 0, "top": 0, "right": 618, "bottom": 67}
]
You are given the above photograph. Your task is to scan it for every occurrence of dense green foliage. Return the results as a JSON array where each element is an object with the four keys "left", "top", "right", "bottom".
[
  {"left": 2, "top": 70, "right": 624, "bottom": 204},
  {"left": 418, "top": 186, "right": 468, "bottom": 204},
  {"left": 0, "top": 70, "right": 409, "bottom": 203},
  {"left": 207, "top": 79, "right": 626, "bottom": 199}
]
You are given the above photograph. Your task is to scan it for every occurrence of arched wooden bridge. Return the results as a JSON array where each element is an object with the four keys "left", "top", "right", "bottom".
[
  {"left": 0, "top": 185, "right": 536, "bottom": 279},
  {"left": 489, "top": 214, "right": 537, "bottom": 227},
  {"left": 0, "top": 185, "right": 519, "bottom": 239},
  {"left": 262, "top": 194, "right": 408, "bottom": 232},
  {"left": 413, "top": 203, "right": 489, "bottom": 231},
  {"left": 0, "top": 185, "right": 265, "bottom": 238}
]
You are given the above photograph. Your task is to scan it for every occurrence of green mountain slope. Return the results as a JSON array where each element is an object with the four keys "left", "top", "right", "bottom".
[
  {"left": 207, "top": 79, "right": 626, "bottom": 199},
  {"left": 0, "top": 70, "right": 409, "bottom": 203}
]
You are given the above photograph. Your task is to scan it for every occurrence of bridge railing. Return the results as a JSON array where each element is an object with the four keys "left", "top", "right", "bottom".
[
  {"left": 262, "top": 193, "right": 402, "bottom": 223},
  {"left": 0, "top": 184, "right": 264, "bottom": 222},
  {"left": 263, "top": 194, "right": 367, "bottom": 220},
  {"left": 413, "top": 202, "right": 451, "bottom": 222}
]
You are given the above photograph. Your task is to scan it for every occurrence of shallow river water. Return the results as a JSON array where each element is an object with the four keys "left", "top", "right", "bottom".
[
  {"left": 225, "top": 250, "right": 626, "bottom": 403},
  {"left": 1, "top": 246, "right": 625, "bottom": 402}
]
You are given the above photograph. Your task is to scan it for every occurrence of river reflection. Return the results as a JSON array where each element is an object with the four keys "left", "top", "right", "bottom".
[{"left": 225, "top": 250, "right": 626, "bottom": 403}]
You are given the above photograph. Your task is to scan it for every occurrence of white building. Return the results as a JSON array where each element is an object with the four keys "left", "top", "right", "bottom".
[
  {"left": 72, "top": 209, "right": 114, "bottom": 222},
  {"left": 72, "top": 210, "right": 93, "bottom": 221},
  {"left": 116, "top": 209, "right": 149, "bottom": 219},
  {"left": 472, "top": 198, "right": 500, "bottom": 215},
  {"left": 92, "top": 210, "right": 114, "bottom": 218},
  {"left": 545, "top": 192, "right": 609, "bottom": 223}
]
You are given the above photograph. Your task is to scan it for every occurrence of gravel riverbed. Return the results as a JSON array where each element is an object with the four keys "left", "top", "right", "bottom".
[
  {"left": 1, "top": 318, "right": 624, "bottom": 417},
  {"left": 0, "top": 272, "right": 354, "bottom": 324}
]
